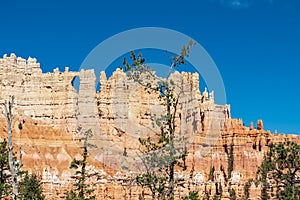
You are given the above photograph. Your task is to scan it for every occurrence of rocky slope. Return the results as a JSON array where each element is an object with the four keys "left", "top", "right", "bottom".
[{"left": 0, "top": 53, "right": 299, "bottom": 199}]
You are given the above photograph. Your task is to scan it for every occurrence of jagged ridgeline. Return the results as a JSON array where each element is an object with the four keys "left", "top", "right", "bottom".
[{"left": 0, "top": 53, "right": 299, "bottom": 199}]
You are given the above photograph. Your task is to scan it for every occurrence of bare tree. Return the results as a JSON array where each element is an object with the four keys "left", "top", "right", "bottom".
[{"left": 2, "top": 96, "right": 22, "bottom": 200}]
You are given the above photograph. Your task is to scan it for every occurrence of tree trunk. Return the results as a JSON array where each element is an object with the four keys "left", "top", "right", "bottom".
[{"left": 3, "top": 97, "right": 20, "bottom": 200}]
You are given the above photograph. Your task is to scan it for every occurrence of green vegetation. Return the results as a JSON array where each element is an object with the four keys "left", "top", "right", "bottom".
[
  {"left": 19, "top": 173, "right": 45, "bottom": 200},
  {"left": 182, "top": 191, "right": 200, "bottom": 200},
  {"left": 229, "top": 188, "right": 236, "bottom": 200},
  {"left": 0, "top": 139, "right": 11, "bottom": 198},
  {"left": 212, "top": 194, "right": 219, "bottom": 200},
  {"left": 257, "top": 140, "right": 300, "bottom": 200},
  {"left": 124, "top": 40, "right": 195, "bottom": 200},
  {"left": 65, "top": 129, "right": 97, "bottom": 200},
  {"left": 243, "top": 179, "right": 253, "bottom": 200}
]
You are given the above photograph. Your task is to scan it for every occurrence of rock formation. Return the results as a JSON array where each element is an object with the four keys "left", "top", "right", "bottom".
[{"left": 0, "top": 53, "right": 299, "bottom": 199}]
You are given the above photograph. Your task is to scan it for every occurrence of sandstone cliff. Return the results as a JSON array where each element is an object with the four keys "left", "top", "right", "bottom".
[{"left": 0, "top": 53, "right": 299, "bottom": 199}]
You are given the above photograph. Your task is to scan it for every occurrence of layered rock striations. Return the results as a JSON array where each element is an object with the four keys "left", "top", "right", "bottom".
[{"left": 0, "top": 53, "right": 299, "bottom": 199}]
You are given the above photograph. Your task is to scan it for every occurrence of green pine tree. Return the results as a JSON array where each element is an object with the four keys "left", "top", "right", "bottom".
[
  {"left": 183, "top": 191, "right": 200, "bottom": 200},
  {"left": 124, "top": 40, "right": 196, "bottom": 200},
  {"left": 0, "top": 139, "right": 11, "bottom": 198},
  {"left": 257, "top": 140, "right": 300, "bottom": 200},
  {"left": 65, "top": 129, "right": 97, "bottom": 200},
  {"left": 19, "top": 173, "right": 45, "bottom": 200}
]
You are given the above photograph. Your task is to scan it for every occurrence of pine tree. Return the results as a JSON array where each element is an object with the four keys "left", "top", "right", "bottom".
[
  {"left": 183, "top": 191, "right": 200, "bottom": 200},
  {"left": 124, "top": 40, "right": 196, "bottom": 200},
  {"left": 257, "top": 140, "right": 300, "bottom": 200},
  {"left": 65, "top": 129, "right": 97, "bottom": 200},
  {"left": 0, "top": 139, "right": 11, "bottom": 198},
  {"left": 19, "top": 173, "right": 45, "bottom": 200}
]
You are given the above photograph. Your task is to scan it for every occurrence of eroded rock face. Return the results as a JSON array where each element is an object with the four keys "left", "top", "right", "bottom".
[{"left": 0, "top": 54, "right": 299, "bottom": 199}]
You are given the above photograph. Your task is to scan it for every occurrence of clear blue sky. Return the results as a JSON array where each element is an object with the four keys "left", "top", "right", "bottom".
[{"left": 0, "top": 0, "right": 299, "bottom": 134}]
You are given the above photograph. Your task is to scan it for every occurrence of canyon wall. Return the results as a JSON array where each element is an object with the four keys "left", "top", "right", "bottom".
[{"left": 0, "top": 53, "right": 299, "bottom": 199}]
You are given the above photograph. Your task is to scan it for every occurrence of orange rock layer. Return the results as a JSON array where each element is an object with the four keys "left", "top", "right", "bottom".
[{"left": 0, "top": 117, "right": 298, "bottom": 199}]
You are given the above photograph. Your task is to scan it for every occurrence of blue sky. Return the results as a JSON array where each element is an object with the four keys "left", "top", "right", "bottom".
[{"left": 0, "top": 0, "right": 299, "bottom": 134}]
